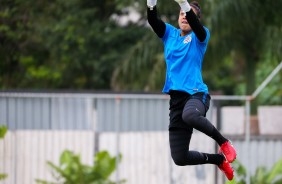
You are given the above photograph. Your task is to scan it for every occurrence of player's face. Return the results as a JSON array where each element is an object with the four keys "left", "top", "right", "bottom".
[{"left": 178, "top": 7, "right": 197, "bottom": 36}]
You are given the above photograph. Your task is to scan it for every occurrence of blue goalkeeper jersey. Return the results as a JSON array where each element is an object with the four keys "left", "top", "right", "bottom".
[{"left": 161, "top": 23, "right": 210, "bottom": 95}]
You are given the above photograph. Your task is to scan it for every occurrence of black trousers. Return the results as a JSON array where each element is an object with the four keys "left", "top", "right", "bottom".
[{"left": 168, "top": 90, "right": 225, "bottom": 166}]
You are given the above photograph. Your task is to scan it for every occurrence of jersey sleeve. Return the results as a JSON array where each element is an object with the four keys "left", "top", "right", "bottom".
[
  {"left": 201, "top": 27, "right": 210, "bottom": 44},
  {"left": 195, "top": 27, "right": 210, "bottom": 54},
  {"left": 161, "top": 23, "right": 174, "bottom": 43},
  {"left": 147, "top": 7, "right": 166, "bottom": 38}
]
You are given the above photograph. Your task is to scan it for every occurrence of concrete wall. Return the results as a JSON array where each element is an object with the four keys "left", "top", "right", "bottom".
[{"left": 221, "top": 106, "right": 282, "bottom": 135}]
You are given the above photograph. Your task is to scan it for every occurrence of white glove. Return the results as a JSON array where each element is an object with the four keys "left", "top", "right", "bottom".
[
  {"left": 174, "top": 0, "right": 186, "bottom": 3},
  {"left": 174, "top": 0, "right": 191, "bottom": 12},
  {"left": 147, "top": 0, "right": 157, "bottom": 9}
]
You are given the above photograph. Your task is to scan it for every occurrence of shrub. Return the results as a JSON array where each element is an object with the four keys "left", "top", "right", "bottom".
[
  {"left": 0, "top": 125, "right": 8, "bottom": 181},
  {"left": 36, "top": 150, "right": 125, "bottom": 184},
  {"left": 227, "top": 159, "right": 282, "bottom": 184}
]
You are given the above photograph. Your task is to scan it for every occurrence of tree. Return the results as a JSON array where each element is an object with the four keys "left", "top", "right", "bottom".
[
  {"left": 207, "top": 0, "right": 282, "bottom": 112},
  {"left": 0, "top": 0, "right": 146, "bottom": 89},
  {"left": 111, "top": 1, "right": 181, "bottom": 92},
  {"left": 1, "top": 0, "right": 281, "bottom": 100},
  {"left": 111, "top": 0, "right": 282, "bottom": 106}
]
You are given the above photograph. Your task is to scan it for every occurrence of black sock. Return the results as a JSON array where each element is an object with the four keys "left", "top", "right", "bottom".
[
  {"left": 203, "top": 153, "right": 225, "bottom": 166},
  {"left": 211, "top": 127, "right": 228, "bottom": 146}
]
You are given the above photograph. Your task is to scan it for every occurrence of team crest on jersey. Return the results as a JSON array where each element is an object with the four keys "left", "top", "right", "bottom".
[{"left": 183, "top": 35, "right": 192, "bottom": 44}]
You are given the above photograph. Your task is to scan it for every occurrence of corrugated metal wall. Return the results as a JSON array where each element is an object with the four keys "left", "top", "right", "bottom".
[
  {"left": 96, "top": 97, "right": 169, "bottom": 132},
  {"left": 0, "top": 92, "right": 282, "bottom": 184},
  {"left": 0, "top": 96, "right": 93, "bottom": 130},
  {"left": 233, "top": 137, "right": 282, "bottom": 174},
  {"left": 0, "top": 93, "right": 170, "bottom": 131}
]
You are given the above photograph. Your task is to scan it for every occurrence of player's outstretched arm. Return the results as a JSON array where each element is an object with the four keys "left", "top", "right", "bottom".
[
  {"left": 147, "top": 0, "right": 166, "bottom": 38},
  {"left": 174, "top": 0, "right": 206, "bottom": 42}
]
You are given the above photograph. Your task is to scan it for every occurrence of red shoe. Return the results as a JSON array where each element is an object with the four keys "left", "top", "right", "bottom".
[
  {"left": 218, "top": 160, "right": 234, "bottom": 181},
  {"left": 219, "top": 141, "right": 237, "bottom": 163}
]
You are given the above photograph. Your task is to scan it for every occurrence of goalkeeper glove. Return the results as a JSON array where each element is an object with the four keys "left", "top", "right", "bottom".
[{"left": 174, "top": 0, "right": 191, "bottom": 13}]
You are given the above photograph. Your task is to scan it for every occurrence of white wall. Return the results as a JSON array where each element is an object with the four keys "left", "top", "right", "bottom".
[
  {"left": 0, "top": 131, "right": 94, "bottom": 184},
  {"left": 221, "top": 106, "right": 282, "bottom": 135},
  {"left": 1, "top": 131, "right": 215, "bottom": 184}
]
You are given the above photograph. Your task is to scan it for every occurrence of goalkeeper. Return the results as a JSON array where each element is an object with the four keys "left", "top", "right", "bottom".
[{"left": 147, "top": 0, "right": 237, "bottom": 181}]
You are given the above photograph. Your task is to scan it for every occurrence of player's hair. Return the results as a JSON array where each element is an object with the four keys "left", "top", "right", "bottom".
[{"left": 190, "top": 1, "right": 201, "bottom": 19}]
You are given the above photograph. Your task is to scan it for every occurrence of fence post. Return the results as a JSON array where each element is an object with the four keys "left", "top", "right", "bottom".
[
  {"left": 115, "top": 96, "right": 121, "bottom": 183},
  {"left": 245, "top": 99, "right": 251, "bottom": 184}
]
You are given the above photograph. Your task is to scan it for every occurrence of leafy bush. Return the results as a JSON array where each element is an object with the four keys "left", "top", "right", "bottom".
[
  {"left": 36, "top": 150, "right": 125, "bottom": 184},
  {"left": 0, "top": 125, "right": 8, "bottom": 181},
  {"left": 0, "top": 125, "right": 7, "bottom": 139},
  {"left": 227, "top": 159, "right": 282, "bottom": 184}
]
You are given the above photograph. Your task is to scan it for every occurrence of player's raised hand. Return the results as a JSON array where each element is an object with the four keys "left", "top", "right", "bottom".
[
  {"left": 174, "top": 0, "right": 187, "bottom": 4},
  {"left": 147, "top": 0, "right": 157, "bottom": 9},
  {"left": 174, "top": 0, "right": 191, "bottom": 12}
]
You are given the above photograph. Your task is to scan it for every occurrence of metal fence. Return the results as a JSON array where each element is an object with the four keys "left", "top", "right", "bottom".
[{"left": 0, "top": 92, "right": 282, "bottom": 184}]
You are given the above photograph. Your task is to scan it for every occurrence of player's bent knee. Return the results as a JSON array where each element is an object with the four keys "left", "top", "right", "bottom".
[
  {"left": 172, "top": 157, "right": 186, "bottom": 166},
  {"left": 171, "top": 152, "right": 189, "bottom": 166}
]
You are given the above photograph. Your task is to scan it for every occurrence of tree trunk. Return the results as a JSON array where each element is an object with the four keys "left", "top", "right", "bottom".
[{"left": 245, "top": 57, "right": 258, "bottom": 115}]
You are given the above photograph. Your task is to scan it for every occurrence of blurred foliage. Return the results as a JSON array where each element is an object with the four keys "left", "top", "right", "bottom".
[
  {"left": 0, "top": 0, "right": 146, "bottom": 89},
  {"left": 256, "top": 57, "right": 282, "bottom": 105},
  {"left": 112, "top": 0, "right": 282, "bottom": 106},
  {"left": 226, "top": 159, "right": 282, "bottom": 184},
  {"left": 0, "top": 174, "right": 7, "bottom": 181},
  {"left": 0, "top": 125, "right": 8, "bottom": 181},
  {"left": 0, "top": 0, "right": 281, "bottom": 105},
  {"left": 205, "top": 0, "right": 282, "bottom": 111},
  {"left": 36, "top": 150, "right": 125, "bottom": 184},
  {"left": 0, "top": 125, "right": 7, "bottom": 138}
]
